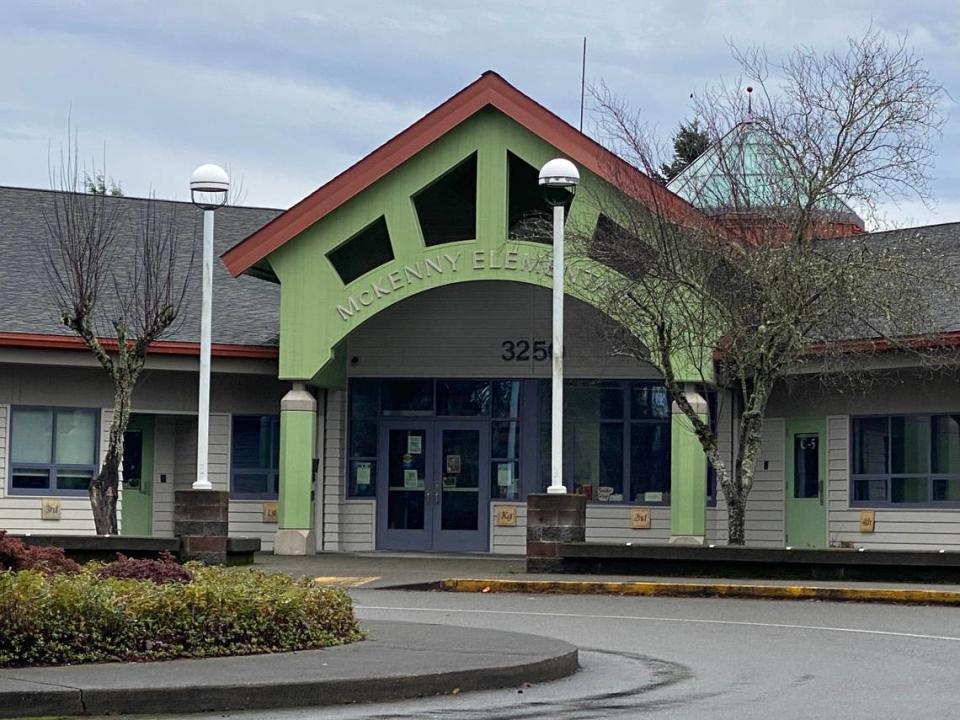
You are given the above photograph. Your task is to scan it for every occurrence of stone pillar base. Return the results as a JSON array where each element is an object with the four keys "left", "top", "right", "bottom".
[
  {"left": 669, "top": 534, "right": 706, "bottom": 545},
  {"left": 274, "top": 529, "right": 316, "bottom": 556},
  {"left": 174, "top": 489, "right": 230, "bottom": 564},
  {"left": 526, "top": 493, "right": 586, "bottom": 573}
]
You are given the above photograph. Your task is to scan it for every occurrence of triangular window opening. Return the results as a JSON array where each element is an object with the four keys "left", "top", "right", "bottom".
[
  {"left": 413, "top": 153, "right": 477, "bottom": 247},
  {"left": 507, "top": 151, "right": 572, "bottom": 244},
  {"left": 327, "top": 216, "right": 395, "bottom": 285}
]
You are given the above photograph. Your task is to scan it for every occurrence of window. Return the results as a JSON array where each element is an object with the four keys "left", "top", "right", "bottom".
[
  {"left": 327, "top": 216, "right": 395, "bottom": 285},
  {"left": 231, "top": 415, "right": 280, "bottom": 498},
  {"left": 490, "top": 381, "right": 522, "bottom": 501},
  {"left": 851, "top": 414, "right": 960, "bottom": 506},
  {"left": 538, "top": 380, "right": 671, "bottom": 503},
  {"left": 413, "top": 153, "right": 477, "bottom": 246},
  {"left": 346, "top": 378, "right": 525, "bottom": 499},
  {"left": 508, "top": 152, "right": 571, "bottom": 241},
  {"left": 348, "top": 380, "right": 379, "bottom": 498},
  {"left": 9, "top": 407, "right": 98, "bottom": 495}
]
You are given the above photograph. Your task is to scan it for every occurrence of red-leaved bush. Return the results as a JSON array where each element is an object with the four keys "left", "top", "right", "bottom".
[
  {"left": 94, "top": 551, "right": 193, "bottom": 584},
  {"left": 0, "top": 531, "right": 81, "bottom": 575}
]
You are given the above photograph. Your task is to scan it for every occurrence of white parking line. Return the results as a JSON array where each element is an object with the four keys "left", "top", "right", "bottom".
[{"left": 356, "top": 605, "right": 960, "bottom": 643}]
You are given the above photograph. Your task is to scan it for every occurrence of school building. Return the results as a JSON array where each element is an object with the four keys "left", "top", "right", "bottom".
[{"left": 3, "top": 72, "right": 960, "bottom": 554}]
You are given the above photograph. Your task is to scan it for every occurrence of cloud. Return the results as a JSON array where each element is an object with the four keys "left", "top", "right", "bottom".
[{"left": 0, "top": 0, "right": 957, "bottom": 222}]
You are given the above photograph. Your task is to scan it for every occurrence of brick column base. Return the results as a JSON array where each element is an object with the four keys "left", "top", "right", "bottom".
[
  {"left": 174, "top": 489, "right": 230, "bottom": 564},
  {"left": 526, "top": 493, "right": 586, "bottom": 573}
]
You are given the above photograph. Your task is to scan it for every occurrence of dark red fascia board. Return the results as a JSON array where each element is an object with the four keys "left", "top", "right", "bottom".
[
  {"left": 711, "top": 330, "right": 960, "bottom": 361},
  {"left": 222, "top": 71, "right": 708, "bottom": 278},
  {"left": 0, "top": 332, "right": 278, "bottom": 359}
]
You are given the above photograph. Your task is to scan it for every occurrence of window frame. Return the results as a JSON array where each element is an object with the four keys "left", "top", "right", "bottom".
[
  {"left": 8, "top": 406, "right": 100, "bottom": 497},
  {"left": 229, "top": 414, "right": 281, "bottom": 500},
  {"left": 849, "top": 413, "right": 960, "bottom": 508},
  {"left": 537, "top": 379, "right": 673, "bottom": 505}
]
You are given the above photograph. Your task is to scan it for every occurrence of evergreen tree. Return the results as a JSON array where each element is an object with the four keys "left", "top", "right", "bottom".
[{"left": 657, "top": 120, "right": 711, "bottom": 184}]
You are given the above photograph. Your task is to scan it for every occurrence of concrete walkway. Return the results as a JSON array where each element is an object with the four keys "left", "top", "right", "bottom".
[{"left": 0, "top": 621, "right": 577, "bottom": 718}]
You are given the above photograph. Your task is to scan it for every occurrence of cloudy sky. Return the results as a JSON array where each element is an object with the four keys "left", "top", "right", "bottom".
[{"left": 2, "top": 1, "right": 958, "bottom": 227}]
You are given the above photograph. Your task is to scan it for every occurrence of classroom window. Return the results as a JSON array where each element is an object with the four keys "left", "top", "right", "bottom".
[
  {"left": 851, "top": 414, "right": 960, "bottom": 506},
  {"left": 9, "top": 407, "right": 99, "bottom": 495},
  {"left": 231, "top": 415, "right": 280, "bottom": 498}
]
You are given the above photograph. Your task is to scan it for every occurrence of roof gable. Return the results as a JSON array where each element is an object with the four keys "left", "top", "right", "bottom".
[{"left": 222, "top": 71, "right": 704, "bottom": 277}]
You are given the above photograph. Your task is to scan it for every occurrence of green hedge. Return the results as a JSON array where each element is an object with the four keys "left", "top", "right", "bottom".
[{"left": 0, "top": 565, "right": 363, "bottom": 667}]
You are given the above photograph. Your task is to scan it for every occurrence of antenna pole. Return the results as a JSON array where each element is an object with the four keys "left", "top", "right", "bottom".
[{"left": 579, "top": 37, "right": 587, "bottom": 132}]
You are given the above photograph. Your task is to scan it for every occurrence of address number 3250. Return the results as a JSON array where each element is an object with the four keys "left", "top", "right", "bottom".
[{"left": 501, "top": 340, "right": 551, "bottom": 362}]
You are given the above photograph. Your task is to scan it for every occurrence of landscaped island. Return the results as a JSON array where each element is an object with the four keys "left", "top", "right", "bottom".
[{"left": 0, "top": 532, "right": 363, "bottom": 667}]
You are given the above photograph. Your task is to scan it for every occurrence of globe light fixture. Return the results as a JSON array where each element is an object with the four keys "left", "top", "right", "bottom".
[
  {"left": 190, "top": 164, "right": 230, "bottom": 490},
  {"left": 539, "top": 158, "right": 579, "bottom": 495}
]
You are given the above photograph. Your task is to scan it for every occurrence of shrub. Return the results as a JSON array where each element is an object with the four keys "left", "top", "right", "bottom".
[
  {"left": 0, "top": 565, "right": 363, "bottom": 667},
  {"left": 0, "top": 531, "right": 81, "bottom": 575},
  {"left": 94, "top": 551, "right": 193, "bottom": 584}
]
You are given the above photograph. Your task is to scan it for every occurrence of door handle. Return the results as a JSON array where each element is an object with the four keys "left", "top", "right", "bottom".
[{"left": 819, "top": 479, "right": 824, "bottom": 506}]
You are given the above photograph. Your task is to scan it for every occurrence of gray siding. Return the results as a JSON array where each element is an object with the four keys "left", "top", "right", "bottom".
[
  {"left": 152, "top": 415, "right": 176, "bottom": 537},
  {"left": 745, "top": 419, "right": 785, "bottom": 547},
  {"left": 341, "top": 500, "right": 376, "bottom": 552},
  {"left": 321, "top": 390, "right": 347, "bottom": 551},
  {"left": 708, "top": 392, "right": 735, "bottom": 544},
  {"left": 491, "top": 502, "right": 526, "bottom": 554},
  {"left": 712, "top": 415, "right": 784, "bottom": 547}
]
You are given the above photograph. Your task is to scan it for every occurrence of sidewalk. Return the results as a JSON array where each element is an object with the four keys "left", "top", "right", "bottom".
[
  {"left": 254, "top": 552, "right": 960, "bottom": 604},
  {"left": 0, "top": 621, "right": 577, "bottom": 718}
]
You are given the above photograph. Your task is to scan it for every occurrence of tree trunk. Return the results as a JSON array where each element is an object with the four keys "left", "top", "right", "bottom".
[
  {"left": 89, "top": 373, "right": 134, "bottom": 535},
  {"left": 89, "top": 448, "right": 120, "bottom": 535},
  {"left": 726, "top": 491, "right": 746, "bottom": 545}
]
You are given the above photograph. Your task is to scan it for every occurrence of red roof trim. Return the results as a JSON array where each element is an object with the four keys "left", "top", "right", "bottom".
[
  {"left": 711, "top": 330, "right": 960, "bottom": 361},
  {"left": 222, "top": 71, "right": 705, "bottom": 277},
  {"left": 0, "top": 332, "right": 278, "bottom": 359}
]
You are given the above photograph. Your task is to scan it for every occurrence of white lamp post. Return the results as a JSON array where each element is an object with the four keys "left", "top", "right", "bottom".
[
  {"left": 190, "top": 164, "right": 229, "bottom": 490},
  {"left": 538, "top": 158, "right": 579, "bottom": 495}
]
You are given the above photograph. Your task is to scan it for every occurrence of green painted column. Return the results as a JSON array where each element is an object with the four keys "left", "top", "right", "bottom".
[
  {"left": 275, "top": 383, "right": 317, "bottom": 555},
  {"left": 670, "top": 386, "right": 708, "bottom": 543}
]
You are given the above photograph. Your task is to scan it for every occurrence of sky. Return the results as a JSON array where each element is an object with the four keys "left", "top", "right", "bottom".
[{"left": 1, "top": 1, "right": 958, "bottom": 229}]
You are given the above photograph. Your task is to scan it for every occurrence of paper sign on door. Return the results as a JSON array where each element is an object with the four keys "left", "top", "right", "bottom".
[
  {"left": 407, "top": 435, "right": 422, "bottom": 454},
  {"left": 355, "top": 462, "right": 371, "bottom": 486},
  {"left": 446, "top": 454, "right": 461, "bottom": 474},
  {"left": 403, "top": 469, "right": 420, "bottom": 488}
]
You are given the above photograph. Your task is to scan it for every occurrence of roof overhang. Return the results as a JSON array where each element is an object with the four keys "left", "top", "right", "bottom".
[{"left": 0, "top": 332, "right": 278, "bottom": 359}]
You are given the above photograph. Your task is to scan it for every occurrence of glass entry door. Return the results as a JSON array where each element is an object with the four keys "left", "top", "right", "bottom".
[
  {"left": 434, "top": 423, "right": 489, "bottom": 552},
  {"left": 376, "top": 422, "right": 490, "bottom": 552},
  {"left": 378, "top": 424, "right": 431, "bottom": 551}
]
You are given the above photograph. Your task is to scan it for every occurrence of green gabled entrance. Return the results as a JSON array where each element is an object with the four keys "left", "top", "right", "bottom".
[{"left": 234, "top": 73, "right": 717, "bottom": 551}]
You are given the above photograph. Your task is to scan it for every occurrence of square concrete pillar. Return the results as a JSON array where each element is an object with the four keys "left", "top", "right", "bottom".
[
  {"left": 275, "top": 383, "right": 317, "bottom": 555},
  {"left": 174, "top": 489, "right": 230, "bottom": 564},
  {"left": 526, "top": 493, "right": 586, "bottom": 573}
]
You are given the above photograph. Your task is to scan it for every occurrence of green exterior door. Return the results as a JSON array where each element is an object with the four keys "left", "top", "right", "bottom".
[
  {"left": 121, "top": 414, "right": 154, "bottom": 536},
  {"left": 784, "top": 418, "right": 827, "bottom": 548}
]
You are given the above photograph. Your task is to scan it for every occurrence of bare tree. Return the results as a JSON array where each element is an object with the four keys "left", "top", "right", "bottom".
[
  {"left": 568, "top": 31, "right": 953, "bottom": 544},
  {"left": 45, "top": 136, "right": 196, "bottom": 534}
]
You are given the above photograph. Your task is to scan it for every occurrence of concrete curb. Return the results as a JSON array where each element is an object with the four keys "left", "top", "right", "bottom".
[
  {"left": 0, "top": 621, "right": 578, "bottom": 718},
  {"left": 439, "top": 578, "right": 960, "bottom": 605}
]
